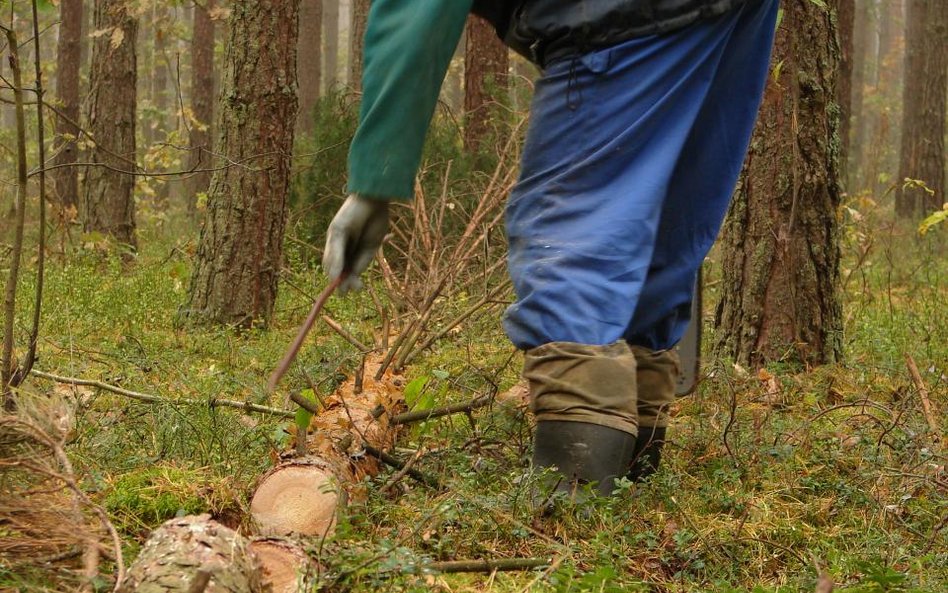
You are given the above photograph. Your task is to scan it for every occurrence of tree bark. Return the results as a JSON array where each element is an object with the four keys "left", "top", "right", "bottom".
[
  {"left": 53, "top": 0, "right": 83, "bottom": 211},
  {"left": 323, "top": 0, "right": 339, "bottom": 90},
  {"left": 118, "top": 515, "right": 267, "bottom": 593},
  {"left": 864, "top": 0, "right": 905, "bottom": 194},
  {"left": 151, "top": 3, "right": 170, "bottom": 138},
  {"left": 138, "top": 6, "right": 154, "bottom": 150},
  {"left": 837, "top": 0, "right": 854, "bottom": 189},
  {"left": 713, "top": 0, "right": 843, "bottom": 367},
  {"left": 849, "top": 0, "right": 872, "bottom": 187},
  {"left": 895, "top": 0, "right": 947, "bottom": 217},
  {"left": 463, "top": 15, "right": 508, "bottom": 151},
  {"left": 183, "top": 0, "right": 301, "bottom": 327},
  {"left": 151, "top": 3, "right": 171, "bottom": 204},
  {"left": 186, "top": 0, "right": 216, "bottom": 210},
  {"left": 446, "top": 29, "right": 465, "bottom": 113},
  {"left": 0, "top": 35, "right": 14, "bottom": 131},
  {"left": 82, "top": 0, "right": 138, "bottom": 249},
  {"left": 348, "top": 0, "right": 369, "bottom": 91},
  {"left": 80, "top": 0, "right": 92, "bottom": 78},
  {"left": 296, "top": 0, "right": 322, "bottom": 138}
]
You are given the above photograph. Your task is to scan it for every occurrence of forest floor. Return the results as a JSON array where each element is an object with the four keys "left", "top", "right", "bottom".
[{"left": 2, "top": 201, "right": 946, "bottom": 592}]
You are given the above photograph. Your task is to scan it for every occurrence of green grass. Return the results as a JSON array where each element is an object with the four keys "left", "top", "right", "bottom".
[{"left": 2, "top": 192, "right": 945, "bottom": 592}]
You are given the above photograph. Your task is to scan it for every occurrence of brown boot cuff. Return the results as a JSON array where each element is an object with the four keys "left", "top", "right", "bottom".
[
  {"left": 524, "top": 340, "right": 638, "bottom": 435},
  {"left": 630, "top": 345, "right": 680, "bottom": 429}
]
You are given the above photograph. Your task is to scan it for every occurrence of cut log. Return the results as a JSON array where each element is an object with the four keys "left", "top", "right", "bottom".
[
  {"left": 251, "top": 351, "right": 408, "bottom": 537},
  {"left": 250, "top": 458, "right": 339, "bottom": 538},
  {"left": 117, "top": 515, "right": 266, "bottom": 593},
  {"left": 249, "top": 538, "right": 317, "bottom": 593}
]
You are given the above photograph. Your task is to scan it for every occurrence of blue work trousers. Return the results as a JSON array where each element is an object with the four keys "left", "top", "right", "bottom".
[{"left": 503, "top": 0, "right": 779, "bottom": 351}]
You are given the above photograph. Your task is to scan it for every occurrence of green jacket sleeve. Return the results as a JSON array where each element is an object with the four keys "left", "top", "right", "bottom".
[{"left": 347, "top": 0, "right": 473, "bottom": 201}]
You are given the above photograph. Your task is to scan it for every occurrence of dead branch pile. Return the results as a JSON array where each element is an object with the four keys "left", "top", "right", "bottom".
[
  {"left": 1, "top": 401, "right": 123, "bottom": 590},
  {"left": 372, "top": 124, "right": 523, "bottom": 376}
]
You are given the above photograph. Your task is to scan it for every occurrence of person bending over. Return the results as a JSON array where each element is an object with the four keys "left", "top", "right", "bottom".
[{"left": 322, "top": 0, "right": 779, "bottom": 497}]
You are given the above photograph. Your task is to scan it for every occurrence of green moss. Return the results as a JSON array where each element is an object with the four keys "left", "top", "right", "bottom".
[{"left": 101, "top": 465, "right": 210, "bottom": 532}]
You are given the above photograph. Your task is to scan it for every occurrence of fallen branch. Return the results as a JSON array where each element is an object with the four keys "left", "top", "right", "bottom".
[
  {"left": 289, "top": 390, "right": 320, "bottom": 414},
  {"left": 322, "top": 315, "right": 371, "bottom": 352},
  {"left": 363, "top": 444, "right": 441, "bottom": 490},
  {"left": 415, "top": 557, "right": 550, "bottom": 574},
  {"left": 399, "top": 280, "right": 510, "bottom": 367},
  {"left": 29, "top": 370, "right": 294, "bottom": 418},
  {"left": 379, "top": 448, "right": 424, "bottom": 495},
  {"left": 905, "top": 355, "right": 941, "bottom": 441},
  {"left": 391, "top": 393, "right": 493, "bottom": 426}
]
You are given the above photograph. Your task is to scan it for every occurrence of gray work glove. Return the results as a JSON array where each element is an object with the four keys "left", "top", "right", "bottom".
[{"left": 322, "top": 193, "right": 390, "bottom": 295}]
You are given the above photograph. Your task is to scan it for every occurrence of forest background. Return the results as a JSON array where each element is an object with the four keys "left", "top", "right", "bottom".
[{"left": 0, "top": 0, "right": 946, "bottom": 592}]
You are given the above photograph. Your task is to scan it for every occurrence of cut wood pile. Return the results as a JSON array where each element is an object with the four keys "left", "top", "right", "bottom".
[{"left": 116, "top": 353, "right": 405, "bottom": 592}]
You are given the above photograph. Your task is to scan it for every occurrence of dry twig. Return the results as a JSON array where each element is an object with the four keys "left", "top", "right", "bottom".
[
  {"left": 391, "top": 392, "right": 494, "bottom": 426},
  {"left": 905, "top": 355, "right": 942, "bottom": 441},
  {"left": 379, "top": 448, "right": 425, "bottom": 494},
  {"left": 29, "top": 369, "right": 294, "bottom": 418},
  {"left": 363, "top": 444, "right": 441, "bottom": 489},
  {"left": 416, "top": 557, "right": 550, "bottom": 574}
]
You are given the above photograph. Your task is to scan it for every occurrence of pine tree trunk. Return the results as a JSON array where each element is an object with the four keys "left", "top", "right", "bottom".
[
  {"left": 182, "top": 0, "right": 301, "bottom": 327},
  {"left": 463, "top": 15, "right": 508, "bottom": 151},
  {"left": 348, "top": 0, "right": 369, "bottom": 91},
  {"left": 53, "top": 0, "right": 83, "bottom": 211},
  {"left": 138, "top": 8, "right": 154, "bottom": 150},
  {"left": 80, "top": 1, "right": 91, "bottom": 76},
  {"left": 837, "top": 0, "right": 854, "bottom": 189},
  {"left": 895, "top": 0, "right": 947, "bottom": 217},
  {"left": 323, "top": 0, "right": 339, "bottom": 90},
  {"left": 446, "top": 30, "right": 466, "bottom": 113},
  {"left": 151, "top": 3, "right": 171, "bottom": 205},
  {"left": 713, "top": 0, "right": 843, "bottom": 367},
  {"left": 864, "top": 0, "right": 904, "bottom": 194},
  {"left": 83, "top": 0, "right": 138, "bottom": 249},
  {"left": 849, "top": 0, "right": 871, "bottom": 187},
  {"left": 186, "top": 0, "right": 216, "bottom": 211},
  {"left": 151, "top": 3, "right": 170, "bottom": 138},
  {"left": 296, "top": 0, "right": 322, "bottom": 138}
]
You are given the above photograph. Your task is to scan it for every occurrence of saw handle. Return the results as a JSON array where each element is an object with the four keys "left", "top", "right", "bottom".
[{"left": 267, "top": 274, "right": 346, "bottom": 393}]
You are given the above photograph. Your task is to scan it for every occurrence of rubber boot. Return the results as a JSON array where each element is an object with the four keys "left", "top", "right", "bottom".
[
  {"left": 532, "top": 420, "right": 637, "bottom": 499},
  {"left": 628, "top": 426, "right": 666, "bottom": 482}
]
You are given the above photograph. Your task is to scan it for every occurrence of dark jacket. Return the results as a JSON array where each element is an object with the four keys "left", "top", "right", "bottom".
[{"left": 473, "top": 0, "right": 749, "bottom": 66}]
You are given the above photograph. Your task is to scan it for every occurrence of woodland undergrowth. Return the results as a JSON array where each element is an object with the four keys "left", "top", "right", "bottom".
[{"left": 1, "top": 112, "right": 945, "bottom": 592}]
